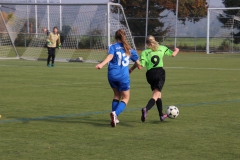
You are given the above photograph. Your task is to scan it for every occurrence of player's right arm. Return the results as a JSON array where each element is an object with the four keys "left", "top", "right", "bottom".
[
  {"left": 95, "top": 45, "right": 114, "bottom": 69},
  {"left": 95, "top": 54, "right": 113, "bottom": 69},
  {"left": 47, "top": 33, "right": 52, "bottom": 45},
  {"left": 139, "top": 50, "right": 147, "bottom": 68}
]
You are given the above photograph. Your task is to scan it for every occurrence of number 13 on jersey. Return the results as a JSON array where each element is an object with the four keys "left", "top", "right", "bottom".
[{"left": 116, "top": 51, "right": 130, "bottom": 66}]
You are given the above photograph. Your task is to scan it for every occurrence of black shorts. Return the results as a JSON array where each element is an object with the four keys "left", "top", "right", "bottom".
[{"left": 146, "top": 67, "right": 165, "bottom": 91}]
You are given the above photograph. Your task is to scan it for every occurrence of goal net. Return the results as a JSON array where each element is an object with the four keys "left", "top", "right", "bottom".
[
  {"left": 0, "top": 2, "right": 135, "bottom": 62},
  {"left": 207, "top": 8, "right": 240, "bottom": 54}
]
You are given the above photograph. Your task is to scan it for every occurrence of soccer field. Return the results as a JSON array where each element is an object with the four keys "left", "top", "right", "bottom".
[{"left": 0, "top": 53, "right": 240, "bottom": 159}]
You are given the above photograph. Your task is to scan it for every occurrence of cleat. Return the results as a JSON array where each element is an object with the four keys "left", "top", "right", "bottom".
[
  {"left": 110, "top": 111, "right": 117, "bottom": 127},
  {"left": 116, "top": 117, "right": 120, "bottom": 124},
  {"left": 160, "top": 114, "right": 168, "bottom": 121},
  {"left": 51, "top": 64, "right": 55, "bottom": 67},
  {"left": 141, "top": 108, "right": 147, "bottom": 122},
  {"left": 47, "top": 64, "right": 51, "bottom": 67}
]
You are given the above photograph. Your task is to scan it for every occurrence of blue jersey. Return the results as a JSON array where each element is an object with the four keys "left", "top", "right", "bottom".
[{"left": 108, "top": 42, "right": 139, "bottom": 83}]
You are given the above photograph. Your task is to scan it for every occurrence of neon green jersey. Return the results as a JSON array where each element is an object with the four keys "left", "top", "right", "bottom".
[{"left": 140, "top": 45, "right": 173, "bottom": 70}]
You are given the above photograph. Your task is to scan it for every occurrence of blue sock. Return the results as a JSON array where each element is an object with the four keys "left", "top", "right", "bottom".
[
  {"left": 112, "top": 99, "right": 119, "bottom": 111},
  {"left": 115, "top": 101, "right": 126, "bottom": 116}
]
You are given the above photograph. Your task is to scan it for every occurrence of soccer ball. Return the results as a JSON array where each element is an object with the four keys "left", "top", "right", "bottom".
[{"left": 166, "top": 106, "right": 179, "bottom": 119}]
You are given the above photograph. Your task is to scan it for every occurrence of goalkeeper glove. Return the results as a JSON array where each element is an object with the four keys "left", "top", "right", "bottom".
[
  {"left": 58, "top": 43, "right": 62, "bottom": 49},
  {"left": 47, "top": 41, "right": 52, "bottom": 45}
]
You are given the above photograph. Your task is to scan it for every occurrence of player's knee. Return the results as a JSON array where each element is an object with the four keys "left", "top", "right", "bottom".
[
  {"left": 113, "top": 95, "right": 121, "bottom": 100},
  {"left": 121, "top": 99, "right": 129, "bottom": 105}
]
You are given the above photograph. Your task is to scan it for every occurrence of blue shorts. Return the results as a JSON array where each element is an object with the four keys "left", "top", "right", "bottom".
[{"left": 108, "top": 79, "right": 130, "bottom": 91}]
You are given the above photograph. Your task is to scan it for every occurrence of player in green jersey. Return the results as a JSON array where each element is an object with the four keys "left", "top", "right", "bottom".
[{"left": 138, "top": 35, "right": 179, "bottom": 122}]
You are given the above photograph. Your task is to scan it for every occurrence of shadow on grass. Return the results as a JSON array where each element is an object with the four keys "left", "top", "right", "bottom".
[
  {"left": 3, "top": 115, "right": 135, "bottom": 128},
  {"left": 150, "top": 120, "right": 171, "bottom": 124},
  {"left": 43, "top": 116, "right": 135, "bottom": 128}
]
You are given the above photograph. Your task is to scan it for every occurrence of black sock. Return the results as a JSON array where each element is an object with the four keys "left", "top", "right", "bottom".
[
  {"left": 156, "top": 98, "right": 163, "bottom": 116},
  {"left": 146, "top": 98, "right": 156, "bottom": 111}
]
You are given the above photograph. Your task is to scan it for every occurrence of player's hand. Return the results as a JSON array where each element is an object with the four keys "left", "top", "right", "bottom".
[
  {"left": 174, "top": 48, "right": 179, "bottom": 52},
  {"left": 47, "top": 41, "right": 52, "bottom": 45},
  {"left": 95, "top": 64, "right": 103, "bottom": 69}
]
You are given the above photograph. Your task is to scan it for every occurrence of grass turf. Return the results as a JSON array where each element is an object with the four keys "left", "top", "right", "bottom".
[{"left": 0, "top": 52, "right": 240, "bottom": 159}]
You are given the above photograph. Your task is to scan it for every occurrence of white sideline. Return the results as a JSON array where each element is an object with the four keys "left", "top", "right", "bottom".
[
  {"left": 165, "top": 67, "right": 240, "bottom": 71},
  {"left": 0, "top": 57, "right": 20, "bottom": 60}
]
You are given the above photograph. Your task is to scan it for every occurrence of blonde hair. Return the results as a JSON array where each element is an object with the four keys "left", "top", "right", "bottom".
[
  {"left": 115, "top": 29, "right": 131, "bottom": 56},
  {"left": 146, "top": 35, "right": 159, "bottom": 51}
]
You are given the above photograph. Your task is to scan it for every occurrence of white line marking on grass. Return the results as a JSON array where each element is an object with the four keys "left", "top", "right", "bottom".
[
  {"left": 0, "top": 64, "right": 95, "bottom": 69},
  {"left": 184, "top": 57, "right": 224, "bottom": 59},
  {"left": 1, "top": 99, "right": 240, "bottom": 125},
  {"left": 0, "top": 64, "right": 239, "bottom": 71},
  {"left": 165, "top": 67, "right": 240, "bottom": 71}
]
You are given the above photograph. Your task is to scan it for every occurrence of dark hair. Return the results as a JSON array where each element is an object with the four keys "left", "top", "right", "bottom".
[
  {"left": 115, "top": 29, "right": 131, "bottom": 56},
  {"left": 53, "top": 26, "right": 58, "bottom": 34}
]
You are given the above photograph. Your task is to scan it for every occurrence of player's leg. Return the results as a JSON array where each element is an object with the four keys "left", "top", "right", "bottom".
[
  {"left": 141, "top": 70, "right": 157, "bottom": 122},
  {"left": 51, "top": 48, "right": 56, "bottom": 67},
  {"left": 110, "top": 81, "right": 130, "bottom": 127},
  {"left": 112, "top": 88, "right": 120, "bottom": 111},
  {"left": 155, "top": 69, "right": 167, "bottom": 121},
  {"left": 115, "top": 89, "right": 129, "bottom": 116},
  {"left": 47, "top": 48, "right": 52, "bottom": 67},
  {"left": 111, "top": 88, "right": 120, "bottom": 124},
  {"left": 108, "top": 80, "right": 121, "bottom": 127},
  {"left": 114, "top": 80, "right": 130, "bottom": 117}
]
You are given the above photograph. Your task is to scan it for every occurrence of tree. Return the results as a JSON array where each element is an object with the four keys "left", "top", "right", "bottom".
[
  {"left": 0, "top": 11, "right": 17, "bottom": 32},
  {"left": 112, "top": 0, "right": 208, "bottom": 37},
  {"left": 218, "top": 0, "right": 240, "bottom": 44},
  {"left": 61, "top": 25, "right": 72, "bottom": 36}
]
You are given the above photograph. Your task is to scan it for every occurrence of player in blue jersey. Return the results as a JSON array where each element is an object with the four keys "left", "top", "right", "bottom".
[{"left": 95, "top": 29, "right": 141, "bottom": 127}]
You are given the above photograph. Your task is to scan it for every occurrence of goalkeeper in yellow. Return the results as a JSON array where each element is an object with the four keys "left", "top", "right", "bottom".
[
  {"left": 136, "top": 35, "right": 179, "bottom": 122},
  {"left": 46, "top": 27, "right": 61, "bottom": 67}
]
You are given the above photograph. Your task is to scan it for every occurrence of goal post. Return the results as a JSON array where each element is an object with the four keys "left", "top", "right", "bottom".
[
  {"left": 207, "top": 7, "right": 240, "bottom": 54},
  {"left": 0, "top": 6, "right": 19, "bottom": 59},
  {"left": 0, "top": 2, "right": 135, "bottom": 62}
]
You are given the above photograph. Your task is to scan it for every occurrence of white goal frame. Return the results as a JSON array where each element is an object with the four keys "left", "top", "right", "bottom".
[
  {"left": 0, "top": 2, "right": 135, "bottom": 62},
  {"left": 206, "top": 7, "right": 240, "bottom": 54}
]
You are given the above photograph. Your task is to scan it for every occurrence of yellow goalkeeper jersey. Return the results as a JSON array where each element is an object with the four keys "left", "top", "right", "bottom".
[{"left": 47, "top": 32, "right": 61, "bottom": 48}]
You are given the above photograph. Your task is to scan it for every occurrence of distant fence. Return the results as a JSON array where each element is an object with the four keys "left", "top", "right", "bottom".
[
  {"left": 2, "top": 33, "right": 240, "bottom": 53},
  {"left": 10, "top": 33, "right": 207, "bottom": 52},
  {"left": 133, "top": 36, "right": 207, "bottom": 52}
]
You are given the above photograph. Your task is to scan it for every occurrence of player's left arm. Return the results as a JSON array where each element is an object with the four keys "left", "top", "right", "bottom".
[
  {"left": 129, "top": 60, "right": 142, "bottom": 74},
  {"left": 172, "top": 48, "right": 179, "bottom": 57},
  {"left": 163, "top": 46, "right": 179, "bottom": 57}
]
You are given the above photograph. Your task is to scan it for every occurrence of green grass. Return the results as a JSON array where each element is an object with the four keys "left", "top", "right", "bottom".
[
  {"left": 14, "top": 47, "right": 97, "bottom": 60},
  {"left": 0, "top": 53, "right": 240, "bottom": 160}
]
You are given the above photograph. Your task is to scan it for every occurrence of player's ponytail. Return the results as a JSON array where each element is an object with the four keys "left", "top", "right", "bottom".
[
  {"left": 146, "top": 35, "right": 159, "bottom": 51},
  {"left": 115, "top": 29, "right": 131, "bottom": 56}
]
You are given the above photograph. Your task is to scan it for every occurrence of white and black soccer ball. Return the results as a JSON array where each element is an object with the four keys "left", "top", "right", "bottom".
[{"left": 166, "top": 106, "right": 179, "bottom": 119}]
